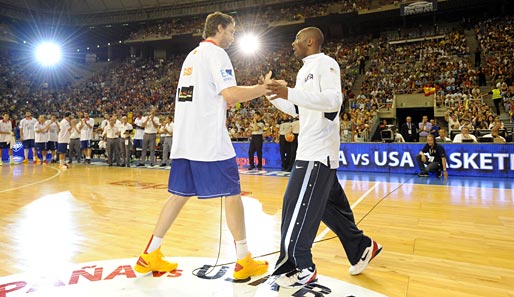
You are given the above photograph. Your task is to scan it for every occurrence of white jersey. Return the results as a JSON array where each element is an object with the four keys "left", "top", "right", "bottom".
[
  {"left": 0, "top": 120, "right": 12, "bottom": 143},
  {"left": 58, "top": 119, "right": 72, "bottom": 144},
  {"left": 45, "top": 120, "right": 60, "bottom": 142},
  {"left": 20, "top": 117, "right": 37, "bottom": 140},
  {"left": 133, "top": 117, "right": 145, "bottom": 140},
  {"left": 171, "top": 41, "right": 237, "bottom": 161},
  {"left": 34, "top": 121, "right": 49, "bottom": 143},
  {"left": 80, "top": 118, "right": 94, "bottom": 141},
  {"left": 269, "top": 53, "right": 342, "bottom": 169}
]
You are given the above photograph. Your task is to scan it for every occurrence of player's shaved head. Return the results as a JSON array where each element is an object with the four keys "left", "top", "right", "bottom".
[
  {"left": 300, "top": 27, "right": 324, "bottom": 47},
  {"left": 292, "top": 27, "right": 324, "bottom": 59}
]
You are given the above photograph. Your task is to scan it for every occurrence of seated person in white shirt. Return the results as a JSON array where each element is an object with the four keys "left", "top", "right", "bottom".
[
  {"left": 482, "top": 127, "right": 506, "bottom": 143},
  {"left": 435, "top": 127, "right": 452, "bottom": 143},
  {"left": 452, "top": 126, "right": 477, "bottom": 143}
]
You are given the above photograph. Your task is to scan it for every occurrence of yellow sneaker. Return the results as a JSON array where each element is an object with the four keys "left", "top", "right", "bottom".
[
  {"left": 23, "top": 159, "right": 28, "bottom": 164},
  {"left": 233, "top": 253, "right": 268, "bottom": 280},
  {"left": 134, "top": 248, "right": 178, "bottom": 274}
]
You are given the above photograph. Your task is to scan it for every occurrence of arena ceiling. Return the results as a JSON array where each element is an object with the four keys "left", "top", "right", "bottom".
[{"left": 0, "top": 0, "right": 230, "bottom": 14}]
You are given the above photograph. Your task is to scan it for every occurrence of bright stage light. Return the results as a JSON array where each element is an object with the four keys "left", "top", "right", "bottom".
[
  {"left": 35, "top": 41, "right": 62, "bottom": 66},
  {"left": 238, "top": 33, "right": 260, "bottom": 55}
]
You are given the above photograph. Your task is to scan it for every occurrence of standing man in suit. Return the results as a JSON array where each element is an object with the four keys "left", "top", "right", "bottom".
[{"left": 400, "top": 116, "right": 418, "bottom": 142}]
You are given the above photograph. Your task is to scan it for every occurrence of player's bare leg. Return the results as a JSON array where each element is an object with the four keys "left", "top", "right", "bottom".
[{"left": 225, "top": 194, "right": 268, "bottom": 279}]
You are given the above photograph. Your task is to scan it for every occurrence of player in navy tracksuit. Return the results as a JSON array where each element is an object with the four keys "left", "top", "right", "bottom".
[{"left": 267, "top": 27, "right": 382, "bottom": 288}]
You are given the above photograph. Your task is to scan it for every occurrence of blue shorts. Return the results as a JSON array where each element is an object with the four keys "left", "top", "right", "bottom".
[
  {"left": 133, "top": 139, "right": 142, "bottom": 149},
  {"left": 168, "top": 157, "right": 241, "bottom": 199},
  {"left": 80, "top": 140, "right": 91, "bottom": 149},
  {"left": 47, "top": 141, "right": 57, "bottom": 150},
  {"left": 23, "top": 139, "right": 35, "bottom": 149},
  {"left": 35, "top": 142, "right": 47, "bottom": 151},
  {"left": 57, "top": 143, "right": 68, "bottom": 154}
]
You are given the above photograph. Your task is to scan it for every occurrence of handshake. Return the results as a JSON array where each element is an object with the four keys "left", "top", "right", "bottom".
[{"left": 259, "top": 71, "right": 288, "bottom": 100}]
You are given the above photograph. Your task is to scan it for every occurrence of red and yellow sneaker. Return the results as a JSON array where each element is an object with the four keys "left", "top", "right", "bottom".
[
  {"left": 233, "top": 253, "right": 268, "bottom": 280},
  {"left": 134, "top": 248, "right": 178, "bottom": 274}
]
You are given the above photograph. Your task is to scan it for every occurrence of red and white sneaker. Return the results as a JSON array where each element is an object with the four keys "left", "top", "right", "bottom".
[
  {"left": 275, "top": 266, "right": 317, "bottom": 288},
  {"left": 349, "top": 239, "right": 382, "bottom": 275}
]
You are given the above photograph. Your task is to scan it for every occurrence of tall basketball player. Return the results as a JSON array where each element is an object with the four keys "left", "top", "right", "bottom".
[
  {"left": 134, "top": 11, "right": 272, "bottom": 280},
  {"left": 266, "top": 27, "right": 382, "bottom": 288}
]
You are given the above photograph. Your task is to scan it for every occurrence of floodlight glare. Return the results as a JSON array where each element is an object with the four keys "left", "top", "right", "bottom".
[
  {"left": 238, "top": 33, "right": 259, "bottom": 55},
  {"left": 35, "top": 41, "right": 62, "bottom": 66}
]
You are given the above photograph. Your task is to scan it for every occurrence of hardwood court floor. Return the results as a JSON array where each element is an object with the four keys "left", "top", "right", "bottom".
[{"left": 1, "top": 164, "right": 513, "bottom": 296}]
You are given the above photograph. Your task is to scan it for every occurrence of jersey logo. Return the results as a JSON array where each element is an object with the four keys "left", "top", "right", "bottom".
[
  {"left": 183, "top": 67, "right": 193, "bottom": 76},
  {"left": 304, "top": 73, "right": 313, "bottom": 82},
  {"left": 220, "top": 69, "right": 233, "bottom": 80},
  {"left": 178, "top": 86, "right": 194, "bottom": 102}
]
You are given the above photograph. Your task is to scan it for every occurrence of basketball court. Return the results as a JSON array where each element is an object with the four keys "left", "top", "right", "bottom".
[{"left": 1, "top": 163, "right": 513, "bottom": 296}]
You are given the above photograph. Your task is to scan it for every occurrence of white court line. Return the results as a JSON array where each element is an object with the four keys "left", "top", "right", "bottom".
[
  {"left": 0, "top": 166, "right": 61, "bottom": 193},
  {"left": 314, "top": 182, "right": 381, "bottom": 243}
]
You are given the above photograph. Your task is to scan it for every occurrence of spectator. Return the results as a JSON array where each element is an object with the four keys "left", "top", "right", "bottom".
[
  {"left": 436, "top": 127, "right": 452, "bottom": 143},
  {"left": 452, "top": 126, "right": 477, "bottom": 143},
  {"left": 418, "top": 115, "right": 431, "bottom": 143}
]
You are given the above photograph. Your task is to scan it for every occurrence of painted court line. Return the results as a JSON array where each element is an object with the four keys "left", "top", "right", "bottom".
[
  {"left": 0, "top": 166, "right": 60, "bottom": 193},
  {"left": 314, "top": 182, "right": 381, "bottom": 243}
]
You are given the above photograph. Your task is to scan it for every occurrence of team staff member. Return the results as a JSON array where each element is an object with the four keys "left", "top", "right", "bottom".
[
  {"left": 133, "top": 111, "right": 144, "bottom": 159},
  {"left": 266, "top": 27, "right": 381, "bottom": 288},
  {"left": 138, "top": 108, "right": 160, "bottom": 166},
  {"left": 134, "top": 11, "right": 270, "bottom": 280},
  {"left": 159, "top": 116, "right": 173, "bottom": 167},
  {"left": 248, "top": 111, "right": 264, "bottom": 170},
  {"left": 34, "top": 115, "right": 49, "bottom": 164},
  {"left": 119, "top": 116, "right": 133, "bottom": 167},
  {"left": 416, "top": 134, "right": 448, "bottom": 178},
  {"left": 19, "top": 111, "right": 38, "bottom": 163},
  {"left": 79, "top": 112, "right": 94, "bottom": 164},
  {"left": 288, "top": 116, "right": 299, "bottom": 171},
  {"left": 277, "top": 113, "right": 292, "bottom": 171},
  {"left": 103, "top": 118, "right": 121, "bottom": 166},
  {"left": 46, "top": 114, "right": 60, "bottom": 163},
  {"left": 0, "top": 113, "right": 15, "bottom": 165},
  {"left": 57, "top": 112, "right": 72, "bottom": 170},
  {"left": 69, "top": 118, "right": 81, "bottom": 164}
]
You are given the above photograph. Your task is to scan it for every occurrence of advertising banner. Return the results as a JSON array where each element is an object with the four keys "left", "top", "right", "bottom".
[
  {"left": 233, "top": 142, "right": 514, "bottom": 178},
  {"left": 400, "top": 0, "right": 438, "bottom": 16}
]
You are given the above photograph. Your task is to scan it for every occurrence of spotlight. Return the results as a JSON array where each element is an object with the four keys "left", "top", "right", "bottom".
[
  {"left": 34, "top": 41, "right": 62, "bottom": 66},
  {"left": 238, "top": 33, "right": 259, "bottom": 55}
]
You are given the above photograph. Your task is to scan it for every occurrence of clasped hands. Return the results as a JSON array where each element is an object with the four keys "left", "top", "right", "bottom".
[{"left": 260, "top": 71, "right": 289, "bottom": 100}]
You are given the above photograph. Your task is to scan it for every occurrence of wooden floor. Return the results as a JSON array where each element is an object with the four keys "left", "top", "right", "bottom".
[{"left": 1, "top": 163, "right": 513, "bottom": 296}]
